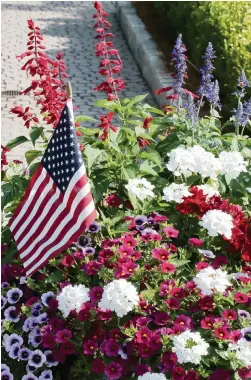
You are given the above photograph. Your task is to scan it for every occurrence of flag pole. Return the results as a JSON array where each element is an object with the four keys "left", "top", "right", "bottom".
[{"left": 66, "top": 82, "right": 72, "bottom": 100}]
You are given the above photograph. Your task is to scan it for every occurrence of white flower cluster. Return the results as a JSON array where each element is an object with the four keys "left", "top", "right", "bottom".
[
  {"left": 193, "top": 266, "right": 231, "bottom": 296},
  {"left": 166, "top": 145, "right": 221, "bottom": 178},
  {"left": 171, "top": 330, "right": 209, "bottom": 364},
  {"left": 197, "top": 184, "right": 219, "bottom": 200},
  {"left": 98, "top": 279, "right": 139, "bottom": 318},
  {"left": 228, "top": 338, "right": 251, "bottom": 367},
  {"left": 166, "top": 146, "right": 247, "bottom": 180},
  {"left": 162, "top": 183, "right": 192, "bottom": 203},
  {"left": 219, "top": 151, "right": 247, "bottom": 181},
  {"left": 138, "top": 373, "right": 166, "bottom": 380},
  {"left": 125, "top": 178, "right": 155, "bottom": 201},
  {"left": 57, "top": 284, "right": 90, "bottom": 318},
  {"left": 199, "top": 210, "right": 233, "bottom": 239}
]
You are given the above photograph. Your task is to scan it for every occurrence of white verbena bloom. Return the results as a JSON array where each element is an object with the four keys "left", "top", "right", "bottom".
[
  {"left": 125, "top": 178, "right": 155, "bottom": 201},
  {"left": 197, "top": 184, "right": 219, "bottom": 200},
  {"left": 199, "top": 209, "right": 233, "bottom": 239},
  {"left": 166, "top": 145, "right": 221, "bottom": 179},
  {"left": 171, "top": 330, "right": 209, "bottom": 365},
  {"left": 228, "top": 338, "right": 251, "bottom": 367},
  {"left": 98, "top": 279, "right": 139, "bottom": 318},
  {"left": 162, "top": 183, "right": 192, "bottom": 203},
  {"left": 138, "top": 373, "right": 167, "bottom": 380},
  {"left": 193, "top": 266, "right": 231, "bottom": 296},
  {"left": 219, "top": 151, "right": 247, "bottom": 180},
  {"left": 57, "top": 284, "right": 90, "bottom": 318}
]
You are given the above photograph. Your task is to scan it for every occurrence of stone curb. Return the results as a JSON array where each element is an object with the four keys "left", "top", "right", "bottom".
[{"left": 116, "top": 1, "right": 173, "bottom": 107}]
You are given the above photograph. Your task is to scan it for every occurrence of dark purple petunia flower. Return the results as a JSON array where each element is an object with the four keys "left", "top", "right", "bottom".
[
  {"left": 44, "top": 350, "right": 58, "bottom": 367},
  {"left": 1, "top": 282, "right": 10, "bottom": 289},
  {"left": 55, "top": 329, "right": 72, "bottom": 343},
  {"left": 238, "top": 309, "right": 250, "bottom": 319},
  {"left": 134, "top": 215, "right": 148, "bottom": 227},
  {"left": 38, "top": 370, "right": 53, "bottom": 380},
  {"left": 104, "top": 362, "right": 122, "bottom": 380},
  {"left": 84, "top": 247, "right": 95, "bottom": 255},
  {"left": 8, "top": 343, "right": 20, "bottom": 359},
  {"left": 41, "top": 292, "right": 55, "bottom": 307},
  {"left": 6, "top": 288, "right": 23, "bottom": 304},
  {"left": 4, "top": 306, "right": 19, "bottom": 322},
  {"left": 22, "top": 374, "right": 39, "bottom": 380},
  {"left": 29, "top": 334, "right": 42, "bottom": 348},
  {"left": 76, "top": 235, "right": 92, "bottom": 249},
  {"left": 198, "top": 42, "right": 216, "bottom": 98},
  {"left": 1, "top": 296, "right": 7, "bottom": 310},
  {"left": 86, "top": 221, "right": 101, "bottom": 233},
  {"left": 1, "top": 370, "right": 14, "bottom": 380},
  {"left": 37, "top": 313, "right": 48, "bottom": 325},
  {"left": 18, "top": 347, "right": 31, "bottom": 361},
  {"left": 28, "top": 350, "right": 46, "bottom": 368}
]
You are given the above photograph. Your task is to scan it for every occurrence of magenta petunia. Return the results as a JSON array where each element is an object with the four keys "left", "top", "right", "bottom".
[
  {"left": 89, "top": 286, "right": 104, "bottom": 302},
  {"left": 163, "top": 226, "right": 179, "bottom": 238},
  {"left": 100, "top": 339, "right": 120, "bottom": 356},
  {"left": 161, "top": 262, "right": 176, "bottom": 273},
  {"left": 83, "top": 340, "right": 98, "bottom": 355},
  {"left": 55, "top": 329, "right": 72, "bottom": 343},
  {"left": 104, "top": 362, "right": 122, "bottom": 380},
  {"left": 152, "top": 248, "right": 170, "bottom": 261}
]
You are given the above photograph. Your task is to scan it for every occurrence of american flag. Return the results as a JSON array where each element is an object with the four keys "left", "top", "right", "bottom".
[{"left": 9, "top": 100, "right": 96, "bottom": 276}]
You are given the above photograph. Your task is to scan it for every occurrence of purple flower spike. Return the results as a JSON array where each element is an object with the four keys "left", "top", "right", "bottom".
[
  {"left": 39, "top": 370, "right": 53, "bottom": 380},
  {"left": 8, "top": 342, "right": 20, "bottom": 359},
  {"left": 172, "top": 34, "right": 187, "bottom": 95},
  {"left": 86, "top": 221, "right": 101, "bottom": 233},
  {"left": 1, "top": 296, "right": 7, "bottom": 310},
  {"left": 183, "top": 93, "right": 198, "bottom": 125},
  {"left": 1, "top": 370, "right": 14, "bottom": 380},
  {"left": 18, "top": 347, "right": 31, "bottom": 361},
  {"left": 241, "top": 99, "right": 251, "bottom": 127},
  {"left": 6, "top": 288, "right": 23, "bottom": 304},
  {"left": 198, "top": 42, "right": 216, "bottom": 98},
  {"left": 41, "top": 292, "right": 55, "bottom": 307},
  {"left": 28, "top": 349, "right": 46, "bottom": 368},
  {"left": 207, "top": 80, "right": 221, "bottom": 110},
  {"left": 4, "top": 306, "right": 19, "bottom": 322}
]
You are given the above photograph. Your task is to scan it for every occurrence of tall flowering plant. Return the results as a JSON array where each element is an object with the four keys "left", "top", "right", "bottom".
[{"left": 1, "top": 1, "right": 251, "bottom": 379}]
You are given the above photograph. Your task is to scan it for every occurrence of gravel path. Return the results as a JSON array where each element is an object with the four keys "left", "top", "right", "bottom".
[{"left": 1, "top": 1, "right": 155, "bottom": 161}]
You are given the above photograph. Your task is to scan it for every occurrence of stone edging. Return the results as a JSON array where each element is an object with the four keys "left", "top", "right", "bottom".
[{"left": 116, "top": 1, "right": 173, "bottom": 107}]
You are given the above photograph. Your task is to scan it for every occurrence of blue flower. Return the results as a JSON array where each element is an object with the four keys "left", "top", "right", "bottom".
[
  {"left": 198, "top": 42, "right": 216, "bottom": 98},
  {"left": 1, "top": 364, "right": 10, "bottom": 372},
  {"left": 28, "top": 350, "right": 46, "bottom": 369},
  {"left": 44, "top": 350, "right": 58, "bottom": 368},
  {"left": 241, "top": 327, "right": 251, "bottom": 342},
  {"left": 4, "top": 306, "right": 19, "bottom": 322},
  {"left": 39, "top": 370, "right": 53, "bottom": 380},
  {"left": 29, "top": 334, "right": 42, "bottom": 348},
  {"left": 31, "top": 303, "right": 43, "bottom": 317},
  {"left": 207, "top": 80, "right": 221, "bottom": 110},
  {"left": 3, "top": 333, "right": 23, "bottom": 352},
  {"left": 6, "top": 288, "right": 23, "bottom": 304},
  {"left": 21, "top": 374, "right": 39, "bottom": 380},
  {"left": 134, "top": 215, "right": 148, "bottom": 227},
  {"left": 23, "top": 317, "right": 38, "bottom": 332},
  {"left": 1, "top": 282, "right": 10, "bottom": 289},
  {"left": 25, "top": 364, "right": 36, "bottom": 374},
  {"left": 84, "top": 247, "right": 95, "bottom": 255},
  {"left": 241, "top": 98, "right": 251, "bottom": 127},
  {"left": 37, "top": 313, "right": 48, "bottom": 325},
  {"left": 41, "top": 292, "right": 55, "bottom": 307},
  {"left": 1, "top": 370, "right": 14, "bottom": 380},
  {"left": 18, "top": 347, "right": 31, "bottom": 361},
  {"left": 172, "top": 34, "right": 187, "bottom": 95},
  {"left": 233, "top": 70, "right": 250, "bottom": 97},
  {"left": 76, "top": 235, "right": 92, "bottom": 250},
  {"left": 1, "top": 296, "right": 7, "bottom": 310},
  {"left": 86, "top": 221, "right": 101, "bottom": 233},
  {"left": 8, "top": 343, "right": 20, "bottom": 359},
  {"left": 183, "top": 93, "right": 198, "bottom": 126},
  {"left": 232, "top": 102, "right": 243, "bottom": 127}
]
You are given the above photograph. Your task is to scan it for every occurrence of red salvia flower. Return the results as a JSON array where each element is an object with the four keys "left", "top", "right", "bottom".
[
  {"left": 93, "top": 2, "right": 125, "bottom": 99},
  {"left": 98, "top": 111, "right": 117, "bottom": 141},
  {"left": 1, "top": 145, "right": 10, "bottom": 170}
]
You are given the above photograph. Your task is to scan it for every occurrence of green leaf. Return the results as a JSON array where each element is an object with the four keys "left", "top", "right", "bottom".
[
  {"left": 6, "top": 136, "right": 29, "bottom": 149},
  {"left": 2, "top": 246, "right": 18, "bottom": 264},
  {"left": 156, "top": 132, "right": 180, "bottom": 153},
  {"left": 25, "top": 150, "right": 43, "bottom": 165},
  {"left": 75, "top": 115, "right": 97, "bottom": 123},
  {"left": 140, "top": 150, "right": 162, "bottom": 168},
  {"left": 29, "top": 162, "right": 40, "bottom": 177},
  {"left": 142, "top": 105, "right": 166, "bottom": 116},
  {"left": 30, "top": 127, "right": 44, "bottom": 146},
  {"left": 78, "top": 128, "right": 100, "bottom": 136},
  {"left": 122, "top": 162, "right": 139, "bottom": 179},
  {"left": 125, "top": 94, "right": 148, "bottom": 109},
  {"left": 91, "top": 176, "right": 110, "bottom": 203},
  {"left": 45, "top": 270, "right": 65, "bottom": 283},
  {"left": 84, "top": 145, "right": 103, "bottom": 170},
  {"left": 140, "top": 160, "right": 159, "bottom": 176}
]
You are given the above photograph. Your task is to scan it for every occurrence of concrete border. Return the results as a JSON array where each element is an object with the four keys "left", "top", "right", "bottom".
[{"left": 116, "top": 1, "right": 173, "bottom": 107}]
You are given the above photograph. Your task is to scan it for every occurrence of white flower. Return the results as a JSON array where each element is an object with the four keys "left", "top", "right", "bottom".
[
  {"left": 171, "top": 330, "right": 209, "bottom": 364},
  {"left": 166, "top": 145, "right": 221, "bottom": 179},
  {"left": 199, "top": 209, "right": 233, "bottom": 239},
  {"left": 125, "top": 178, "right": 155, "bottom": 201},
  {"left": 198, "top": 249, "right": 215, "bottom": 259},
  {"left": 228, "top": 338, "right": 251, "bottom": 367},
  {"left": 162, "top": 183, "right": 192, "bottom": 203},
  {"left": 138, "top": 374, "right": 166, "bottom": 380},
  {"left": 193, "top": 266, "right": 231, "bottom": 296},
  {"left": 57, "top": 284, "right": 90, "bottom": 318},
  {"left": 197, "top": 184, "right": 219, "bottom": 200},
  {"left": 219, "top": 151, "right": 247, "bottom": 180},
  {"left": 98, "top": 279, "right": 139, "bottom": 318}
]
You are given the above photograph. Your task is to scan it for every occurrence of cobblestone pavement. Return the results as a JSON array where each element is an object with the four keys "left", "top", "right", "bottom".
[{"left": 1, "top": 1, "right": 156, "bottom": 161}]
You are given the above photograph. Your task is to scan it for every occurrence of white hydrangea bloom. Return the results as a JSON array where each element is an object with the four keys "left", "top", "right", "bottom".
[
  {"left": 228, "top": 338, "right": 251, "bottom": 367},
  {"left": 98, "top": 279, "right": 139, "bottom": 318},
  {"left": 171, "top": 330, "right": 209, "bottom": 364},
  {"left": 193, "top": 266, "right": 231, "bottom": 296},
  {"left": 57, "top": 284, "right": 90, "bottom": 318},
  {"left": 162, "top": 183, "right": 192, "bottom": 203},
  {"left": 199, "top": 209, "right": 233, "bottom": 239},
  {"left": 219, "top": 151, "right": 247, "bottom": 180},
  {"left": 197, "top": 184, "right": 219, "bottom": 200},
  {"left": 125, "top": 178, "right": 155, "bottom": 201},
  {"left": 138, "top": 373, "right": 167, "bottom": 380},
  {"left": 166, "top": 145, "right": 221, "bottom": 179}
]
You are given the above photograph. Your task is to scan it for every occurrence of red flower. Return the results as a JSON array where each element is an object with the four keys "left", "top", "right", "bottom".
[
  {"left": 170, "top": 287, "right": 186, "bottom": 299},
  {"left": 105, "top": 194, "right": 123, "bottom": 207},
  {"left": 143, "top": 116, "right": 153, "bottom": 129},
  {"left": 201, "top": 317, "right": 215, "bottom": 329},
  {"left": 92, "top": 358, "right": 105, "bottom": 374},
  {"left": 234, "top": 292, "right": 249, "bottom": 303},
  {"left": 98, "top": 112, "right": 117, "bottom": 141},
  {"left": 152, "top": 248, "right": 170, "bottom": 261},
  {"left": 59, "top": 341, "right": 75, "bottom": 355},
  {"left": 172, "top": 366, "right": 186, "bottom": 380},
  {"left": 166, "top": 298, "right": 180, "bottom": 310},
  {"left": 176, "top": 186, "right": 209, "bottom": 216},
  {"left": 42, "top": 334, "right": 55, "bottom": 349},
  {"left": 221, "top": 309, "right": 237, "bottom": 320},
  {"left": 196, "top": 262, "right": 209, "bottom": 271},
  {"left": 61, "top": 255, "right": 75, "bottom": 267},
  {"left": 212, "top": 255, "right": 228, "bottom": 269},
  {"left": 188, "top": 237, "right": 204, "bottom": 247},
  {"left": 198, "top": 296, "right": 215, "bottom": 311},
  {"left": 83, "top": 339, "right": 98, "bottom": 355},
  {"left": 214, "top": 327, "right": 230, "bottom": 340},
  {"left": 163, "top": 227, "right": 179, "bottom": 238},
  {"left": 161, "top": 262, "right": 176, "bottom": 273},
  {"left": 238, "top": 367, "right": 251, "bottom": 379},
  {"left": 138, "top": 137, "right": 150, "bottom": 149}
]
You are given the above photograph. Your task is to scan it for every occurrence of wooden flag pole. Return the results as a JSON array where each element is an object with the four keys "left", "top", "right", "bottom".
[{"left": 66, "top": 82, "right": 72, "bottom": 100}]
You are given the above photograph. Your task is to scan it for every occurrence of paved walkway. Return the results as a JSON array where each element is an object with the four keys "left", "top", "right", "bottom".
[{"left": 1, "top": 1, "right": 155, "bottom": 161}]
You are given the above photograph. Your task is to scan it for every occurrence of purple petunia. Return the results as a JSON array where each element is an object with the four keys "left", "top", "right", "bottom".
[
  {"left": 1, "top": 364, "right": 10, "bottom": 372},
  {"left": 39, "top": 370, "right": 53, "bottom": 380},
  {"left": 21, "top": 375, "right": 39, "bottom": 380},
  {"left": 29, "top": 334, "right": 42, "bottom": 348},
  {"left": 18, "top": 347, "right": 31, "bottom": 361},
  {"left": 19, "top": 276, "right": 27, "bottom": 285},
  {"left": 1, "top": 370, "right": 14, "bottom": 380},
  {"left": 241, "top": 327, "right": 251, "bottom": 342},
  {"left": 84, "top": 247, "right": 95, "bottom": 255},
  {"left": 1, "top": 282, "right": 10, "bottom": 289},
  {"left": 8, "top": 343, "right": 20, "bottom": 359},
  {"left": 6, "top": 288, "right": 23, "bottom": 304},
  {"left": 23, "top": 317, "right": 39, "bottom": 332},
  {"left": 26, "top": 364, "right": 36, "bottom": 374},
  {"left": 41, "top": 292, "right": 55, "bottom": 307},
  {"left": 37, "top": 313, "right": 48, "bottom": 325},
  {"left": 1, "top": 296, "right": 7, "bottom": 310},
  {"left": 3, "top": 333, "right": 23, "bottom": 352},
  {"left": 28, "top": 350, "right": 46, "bottom": 368},
  {"left": 4, "top": 306, "right": 19, "bottom": 322},
  {"left": 134, "top": 215, "right": 148, "bottom": 229},
  {"left": 238, "top": 309, "right": 250, "bottom": 319},
  {"left": 44, "top": 350, "right": 58, "bottom": 368},
  {"left": 86, "top": 221, "right": 101, "bottom": 233},
  {"left": 76, "top": 235, "right": 92, "bottom": 249}
]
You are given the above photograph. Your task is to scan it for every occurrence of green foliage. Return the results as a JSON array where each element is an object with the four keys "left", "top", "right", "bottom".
[{"left": 155, "top": 1, "right": 251, "bottom": 116}]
